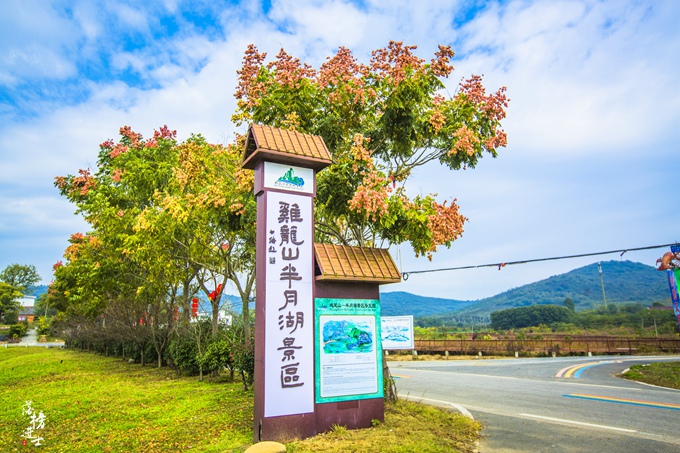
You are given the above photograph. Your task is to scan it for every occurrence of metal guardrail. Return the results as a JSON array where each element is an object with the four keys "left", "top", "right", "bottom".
[
  {"left": 3, "top": 342, "right": 65, "bottom": 348},
  {"left": 413, "top": 338, "right": 680, "bottom": 355}
]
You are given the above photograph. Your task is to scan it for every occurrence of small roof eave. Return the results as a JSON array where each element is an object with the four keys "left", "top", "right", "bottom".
[
  {"left": 314, "top": 243, "right": 402, "bottom": 285},
  {"left": 241, "top": 124, "right": 332, "bottom": 171}
]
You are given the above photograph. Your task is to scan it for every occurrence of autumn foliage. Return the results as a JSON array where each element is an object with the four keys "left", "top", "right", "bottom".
[
  {"left": 52, "top": 125, "right": 256, "bottom": 367},
  {"left": 233, "top": 40, "right": 508, "bottom": 258}
]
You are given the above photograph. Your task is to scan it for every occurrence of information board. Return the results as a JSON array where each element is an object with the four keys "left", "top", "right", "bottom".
[
  {"left": 315, "top": 298, "right": 383, "bottom": 403},
  {"left": 381, "top": 315, "right": 414, "bottom": 350}
]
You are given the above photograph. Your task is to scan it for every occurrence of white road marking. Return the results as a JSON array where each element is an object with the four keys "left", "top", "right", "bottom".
[{"left": 519, "top": 413, "right": 637, "bottom": 433}]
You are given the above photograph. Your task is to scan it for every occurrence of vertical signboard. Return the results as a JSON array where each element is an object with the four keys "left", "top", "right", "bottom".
[
  {"left": 381, "top": 315, "right": 414, "bottom": 350},
  {"left": 264, "top": 190, "right": 314, "bottom": 417},
  {"left": 314, "top": 298, "right": 383, "bottom": 403}
]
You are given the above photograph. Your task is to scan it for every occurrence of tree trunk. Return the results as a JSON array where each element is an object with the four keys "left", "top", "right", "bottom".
[
  {"left": 241, "top": 370, "right": 248, "bottom": 391},
  {"left": 382, "top": 350, "right": 397, "bottom": 402},
  {"left": 212, "top": 300, "right": 219, "bottom": 339},
  {"left": 242, "top": 297, "right": 250, "bottom": 342},
  {"left": 140, "top": 342, "right": 146, "bottom": 366}
]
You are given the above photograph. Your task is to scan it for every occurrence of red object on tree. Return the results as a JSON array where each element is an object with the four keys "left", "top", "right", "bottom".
[{"left": 191, "top": 298, "right": 199, "bottom": 317}]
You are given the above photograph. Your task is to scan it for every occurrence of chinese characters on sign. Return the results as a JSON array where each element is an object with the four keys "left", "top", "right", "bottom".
[
  {"left": 22, "top": 401, "right": 46, "bottom": 447},
  {"left": 264, "top": 191, "right": 314, "bottom": 417}
]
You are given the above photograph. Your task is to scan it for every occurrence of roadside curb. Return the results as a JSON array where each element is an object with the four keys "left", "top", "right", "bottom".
[{"left": 397, "top": 393, "right": 474, "bottom": 419}]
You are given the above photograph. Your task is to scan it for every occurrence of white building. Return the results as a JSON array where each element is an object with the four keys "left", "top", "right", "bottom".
[{"left": 19, "top": 295, "right": 36, "bottom": 308}]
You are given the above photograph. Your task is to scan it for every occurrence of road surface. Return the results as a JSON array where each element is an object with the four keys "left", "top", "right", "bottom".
[{"left": 390, "top": 355, "right": 680, "bottom": 452}]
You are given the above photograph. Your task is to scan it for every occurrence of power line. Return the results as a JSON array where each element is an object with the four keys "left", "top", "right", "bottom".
[{"left": 401, "top": 242, "right": 678, "bottom": 280}]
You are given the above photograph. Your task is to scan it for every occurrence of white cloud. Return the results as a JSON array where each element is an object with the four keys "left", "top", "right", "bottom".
[
  {"left": 452, "top": 1, "right": 680, "bottom": 157},
  {"left": 0, "top": 1, "right": 79, "bottom": 85},
  {"left": 269, "top": 0, "right": 369, "bottom": 49},
  {"left": 107, "top": 3, "right": 151, "bottom": 32},
  {"left": 72, "top": 2, "right": 102, "bottom": 41}
]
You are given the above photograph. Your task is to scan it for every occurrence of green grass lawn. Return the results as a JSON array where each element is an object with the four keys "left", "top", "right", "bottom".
[
  {"left": 622, "top": 361, "right": 680, "bottom": 390},
  {"left": 0, "top": 348, "right": 481, "bottom": 452},
  {"left": 0, "top": 348, "right": 253, "bottom": 452}
]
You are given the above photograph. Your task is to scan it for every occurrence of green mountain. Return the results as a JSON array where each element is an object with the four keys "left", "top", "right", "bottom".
[
  {"left": 380, "top": 291, "right": 474, "bottom": 317},
  {"left": 380, "top": 261, "right": 671, "bottom": 321},
  {"left": 458, "top": 260, "right": 668, "bottom": 317},
  {"left": 27, "top": 284, "right": 48, "bottom": 298}
]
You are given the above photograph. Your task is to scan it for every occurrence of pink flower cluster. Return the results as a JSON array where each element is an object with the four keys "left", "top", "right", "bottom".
[
  {"left": 458, "top": 75, "right": 509, "bottom": 123},
  {"left": 318, "top": 47, "right": 375, "bottom": 105},
  {"left": 111, "top": 168, "right": 123, "bottom": 182},
  {"left": 350, "top": 134, "right": 374, "bottom": 172},
  {"left": 71, "top": 169, "right": 97, "bottom": 195},
  {"left": 348, "top": 171, "right": 390, "bottom": 222},
  {"left": 235, "top": 44, "right": 268, "bottom": 108},
  {"left": 370, "top": 41, "right": 425, "bottom": 85},
  {"left": 266, "top": 49, "right": 316, "bottom": 88},
  {"left": 426, "top": 200, "right": 467, "bottom": 258},
  {"left": 154, "top": 125, "right": 177, "bottom": 140},
  {"left": 120, "top": 126, "right": 142, "bottom": 146},
  {"left": 430, "top": 45, "right": 455, "bottom": 78},
  {"left": 109, "top": 143, "right": 129, "bottom": 159},
  {"left": 449, "top": 125, "right": 478, "bottom": 156}
]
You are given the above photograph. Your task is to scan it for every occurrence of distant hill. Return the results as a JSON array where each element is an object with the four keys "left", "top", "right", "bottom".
[
  {"left": 443, "top": 260, "right": 669, "bottom": 318},
  {"left": 380, "top": 291, "right": 475, "bottom": 317},
  {"left": 26, "top": 284, "right": 48, "bottom": 298},
  {"left": 377, "top": 261, "right": 670, "bottom": 322}
]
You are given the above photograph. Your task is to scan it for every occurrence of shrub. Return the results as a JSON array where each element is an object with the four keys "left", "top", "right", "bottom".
[
  {"left": 198, "top": 338, "right": 234, "bottom": 376},
  {"left": 232, "top": 340, "right": 255, "bottom": 390},
  {"left": 8, "top": 323, "right": 26, "bottom": 338},
  {"left": 37, "top": 316, "right": 52, "bottom": 336},
  {"left": 168, "top": 334, "right": 200, "bottom": 376}
]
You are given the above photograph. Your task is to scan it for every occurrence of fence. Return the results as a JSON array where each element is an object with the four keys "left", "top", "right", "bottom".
[{"left": 412, "top": 337, "right": 680, "bottom": 356}]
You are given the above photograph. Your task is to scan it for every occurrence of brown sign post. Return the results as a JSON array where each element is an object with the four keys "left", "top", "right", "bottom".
[{"left": 242, "top": 124, "right": 401, "bottom": 443}]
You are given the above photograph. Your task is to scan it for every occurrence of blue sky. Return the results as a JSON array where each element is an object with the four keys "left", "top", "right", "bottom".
[{"left": 1, "top": 0, "right": 678, "bottom": 301}]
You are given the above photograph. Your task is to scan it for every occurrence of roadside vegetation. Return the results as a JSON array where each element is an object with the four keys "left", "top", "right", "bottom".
[
  {"left": 287, "top": 400, "right": 481, "bottom": 452},
  {"left": 0, "top": 348, "right": 481, "bottom": 453},
  {"left": 416, "top": 301, "right": 679, "bottom": 339},
  {"left": 622, "top": 362, "right": 680, "bottom": 390}
]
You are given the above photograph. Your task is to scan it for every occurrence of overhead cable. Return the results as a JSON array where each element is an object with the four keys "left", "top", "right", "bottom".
[{"left": 400, "top": 242, "right": 679, "bottom": 280}]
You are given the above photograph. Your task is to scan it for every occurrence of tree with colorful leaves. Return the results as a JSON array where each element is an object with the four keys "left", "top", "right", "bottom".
[
  {"left": 233, "top": 41, "right": 508, "bottom": 259},
  {"left": 51, "top": 126, "right": 256, "bottom": 359}
]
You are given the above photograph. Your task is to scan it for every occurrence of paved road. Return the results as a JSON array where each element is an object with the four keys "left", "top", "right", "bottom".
[{"left": 390, "top": 355, "right": 680, "bottom": 452}]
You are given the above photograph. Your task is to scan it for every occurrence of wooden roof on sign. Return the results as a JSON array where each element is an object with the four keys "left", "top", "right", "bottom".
[
  {"left": 241, "top": 124, "right": 333, "bottom": 170},
  {"left": 314, "top": 243, "right": 402, "bottom": 284}
]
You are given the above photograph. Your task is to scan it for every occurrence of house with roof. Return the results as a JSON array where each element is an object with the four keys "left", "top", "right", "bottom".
[{"left": 18, "top": 294, "right": 37, "bottom": 323}]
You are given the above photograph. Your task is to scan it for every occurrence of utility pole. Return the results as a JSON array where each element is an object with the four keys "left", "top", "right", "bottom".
[{"left": 598, "top": 262, "right": 608, "bottom": 309}]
